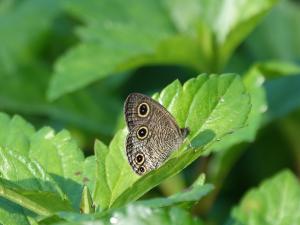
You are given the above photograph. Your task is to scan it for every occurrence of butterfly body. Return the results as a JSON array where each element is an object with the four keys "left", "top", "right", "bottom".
[{"left": 124, "top": 93, "right": 189, "bottom": 175}]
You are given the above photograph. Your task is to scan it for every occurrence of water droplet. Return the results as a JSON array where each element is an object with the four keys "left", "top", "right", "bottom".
[
  {"left": 220, "top": 97, "right": 225, "bottom": 103},
  {"left": 110, "top": 216, "right": 118, "bottom": 224},
  {"left": 256, "top": 76, "right": 265, "bottom": 86},
  {"left": 260, "top": 105, "right": 268, "bottom": 113}
]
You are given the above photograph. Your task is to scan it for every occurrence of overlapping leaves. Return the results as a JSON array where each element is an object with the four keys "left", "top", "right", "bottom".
[
  {"left": 0, "top": 72, "right": 251, "bottom": 225},
  {"left": 0, "top": 113, "right": 96, "bottom": 224},
  {"left": 93, "top": 73, "right": 251, "bottom": 210},
  {"left": 48, "top": 0, "right": 277, "bottom": 99}
]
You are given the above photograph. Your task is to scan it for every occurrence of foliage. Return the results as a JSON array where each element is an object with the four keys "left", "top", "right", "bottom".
[
  {"left": 232, "top": 170, "right": 300, "bottom": 225},
  {"left": 0, "top": 0, "right": 300, "bottom": 224}
]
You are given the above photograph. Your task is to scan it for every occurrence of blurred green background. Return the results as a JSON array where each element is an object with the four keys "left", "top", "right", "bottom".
[{"left": 1, "top": 0, "right": 300, "bottom": 224}]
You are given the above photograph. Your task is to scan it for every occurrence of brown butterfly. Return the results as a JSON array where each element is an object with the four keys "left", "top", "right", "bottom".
[{"left": 124, "top": 93, "right": 189, "bottom": 175}]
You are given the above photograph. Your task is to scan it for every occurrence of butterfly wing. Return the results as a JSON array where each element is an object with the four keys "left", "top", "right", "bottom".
[{"left": 124, "top": 93, "right": 185, "bottom": 175}]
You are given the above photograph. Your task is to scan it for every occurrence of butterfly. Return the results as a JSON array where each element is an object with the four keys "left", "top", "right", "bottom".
[{"left": 124, "top": 93, "right": 189, "bottom": 175}]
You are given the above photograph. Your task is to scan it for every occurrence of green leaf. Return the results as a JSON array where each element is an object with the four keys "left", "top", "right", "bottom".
[
  {"left": 0, "top": 0, "right": 61, "bottom": 75},
  {"left": 0, "top": 113, "right": 76, "bottom": 224},
  {"left": 0, "top": 112, "right": 97, "bottom": 210},
  {"left": 79, "top": 185, "right": 95, "bottom": 214},
  {"left": 0, "top": 114, "right": 64, "bottom": 194},
  {"left": 82, "top": 156, "right": 97, "bottom": 195},
  {"left": 232, "top": 170, "right": 300, "bottom": 225},
  {"left": 246, "top": 0, "right": 300, "bottom": 61},
  {"left": 0, "top": 198, "right": 32, "bottom": 225},
  {"left": 93, "top": 130, "right": 139, "bottom": 211},
  {"left": 54, "top": 205, "right": 204, "bottom": 225},
  {"left": 211, "top": 62, "right": 267, "bottom": 152},
  {"left": 0, "top": 65, "right": 121, "bottom": 136},
  {"left": 254, "top": 61, "right": 300, "bottom": 79},
  {"left": 0, "top": 148, "right": 63, "bottom": 195},
  {"left": 137, "top": 183, "right": 213, "bottom": 208},
  {"left": 0, "top": 179, "right": 73, "bottom": 217},
  {"left": 29, "top": 127, "right": 86, "bottom": 208},
  {"left": 93, "top": 73, "right": 251, "bottom": 210},
  {"left": 243, "top": 61, "right": 300, "bottom": 126},
  {"left": 49, "top": 0, "right": 276, "bottom": 99},
  {"left": 207, "top": 61, "right": 300, "bottom": 203},
  {"left": 207, "top": 61, "right": 299, "bottom": 198},
  {"left": 0, "top": 113, "right": 35, "bottom": 155},
  {"left": 164, "top": 0, "right": 277, "bottom": 70},
  {"left": 48, "top": 0, "right": 173, "bottom": 100}
]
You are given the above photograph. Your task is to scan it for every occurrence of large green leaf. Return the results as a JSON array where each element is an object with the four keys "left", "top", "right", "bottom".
[
  {"left": 0, "top": 179, "right": 73, "bottom": 216},
  {"left": 231, "top": 170, "right": 300, "bottom": 225},
  {"left": 0, "top": 112, "right": 96, "bottom": 210},
  {"left": 0, "top": 0, "right": 61, "bottom": 75},
  {"left": 48, "top": 0, "right": 173, "bottom": 100},
  {"left": 0, "top": 114, "right": 62, "bottom": 194},
  {"left": 29, "top": 127, "right": 92, "bottom": 209},
  {"left": 0, "top": 113, "right": 68, "bottom": 225},
  {"left": 0, "top": 147, "right": 62, "bottom": 195},
  {"left": 93, "top": 73, "right": 251, "bottom": 210},
  {"left": 48, "top": 0, "right": 276, "bottom": 99}
]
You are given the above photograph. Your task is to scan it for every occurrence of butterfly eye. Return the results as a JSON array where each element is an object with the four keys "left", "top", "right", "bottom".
[
  {"left": 135, "top": 153, "right": 145, "bottom": 165},
  {"left": 137, "top": 126, "right": 148, "bottom": 139},
  {"left": 137, "top": 102, "right": 149, "bottom": 117},
  {"left": 139, "top": 166, "right": 145, "bottom": 174}
]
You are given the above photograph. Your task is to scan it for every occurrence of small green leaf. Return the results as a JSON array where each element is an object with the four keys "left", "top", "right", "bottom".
[
  {"left": 93, "top": 73, "right": 250, "bottom": 210},
  {"left": 0, "top": 114, "right": 35, "bottom": 155},
  {"left": 137, "top": 183, "right": 213, "bottom": 208},
  {"left": 80, "top": 186, "right": 95, "bottom": 214},
  {"left": 232, "top": 170, "right": 300, "bottom": 225},
  {"left": 255, "top": 61, "right": 300, "bottom": 78}
]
